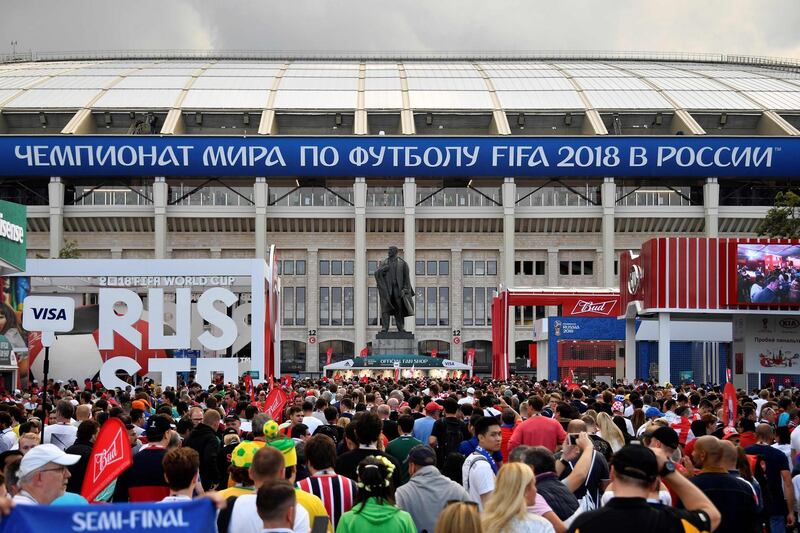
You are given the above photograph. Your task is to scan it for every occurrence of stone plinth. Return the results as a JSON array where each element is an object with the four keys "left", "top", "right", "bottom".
[{"left": 372, "top": 331, "right": 415, "bottom": 356}]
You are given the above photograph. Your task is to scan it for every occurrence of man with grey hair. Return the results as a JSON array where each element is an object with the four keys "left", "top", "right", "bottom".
[{"left": 14, "top": 444, "right": 80, "bottom": 505}]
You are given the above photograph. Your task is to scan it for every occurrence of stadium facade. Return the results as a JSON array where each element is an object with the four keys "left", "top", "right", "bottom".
[{"left": 2, "top": 52, "right": 799, "bottom": 378}]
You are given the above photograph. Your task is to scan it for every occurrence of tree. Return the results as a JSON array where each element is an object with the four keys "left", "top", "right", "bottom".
[
  {"left": 57, "top": 239, "right": 81, "bottom": 258},
  {"left": 757, "top": 191, "right": 800, "bottom": 238}
]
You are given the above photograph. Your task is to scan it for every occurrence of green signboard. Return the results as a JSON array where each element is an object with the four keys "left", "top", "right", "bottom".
[
  {"left": 0, "top": 199, "right": 26, "bottom": 274},
  {"left": 346, "top": 355, "right": 460, "bottom": 369}
]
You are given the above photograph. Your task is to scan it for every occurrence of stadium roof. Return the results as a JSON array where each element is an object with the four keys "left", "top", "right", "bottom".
[{"left": 2, "top": 56, "right": 800, "bottom": 114}]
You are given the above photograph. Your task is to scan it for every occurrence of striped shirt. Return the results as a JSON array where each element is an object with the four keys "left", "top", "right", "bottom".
[{"left": 296, "top": 472, "right": 356, "bottom": 530}]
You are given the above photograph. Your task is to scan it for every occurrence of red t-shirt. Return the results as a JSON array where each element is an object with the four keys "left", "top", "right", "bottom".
[{"left": 508, "top": 415, "right": 566, "bottom": 453}]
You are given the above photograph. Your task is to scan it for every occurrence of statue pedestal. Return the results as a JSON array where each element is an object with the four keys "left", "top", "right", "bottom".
[{"left": 372, "top": 331, "right": 415, "bottom": 356}]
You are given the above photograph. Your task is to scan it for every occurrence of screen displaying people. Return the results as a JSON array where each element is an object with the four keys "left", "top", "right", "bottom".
[{"left": 737, "top": 244, "right": 800, "bottom": 304}]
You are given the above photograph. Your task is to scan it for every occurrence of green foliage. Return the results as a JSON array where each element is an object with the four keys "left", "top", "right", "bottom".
[
  {"left": 757, "top": 191, "right": 800, "bottom": 238},
  {"left": 57, "top": 239, "right": 81, "bottom": 259}
]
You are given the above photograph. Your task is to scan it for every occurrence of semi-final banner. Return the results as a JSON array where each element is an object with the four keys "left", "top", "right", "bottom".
[{"left": 0, "top": 135, "right": 795, "bottom": 178}]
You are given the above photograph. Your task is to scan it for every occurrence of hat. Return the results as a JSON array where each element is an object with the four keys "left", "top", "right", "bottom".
[
  {"left": 145, "top": 414, "right": 172, "bottom": 441},
  {"left": 224, "top": 414, "right": 238, "bottom": 423},
  {"left": 230, "top": 441, "right": 264, "bottom": 469},
  {"left": 266, "top": 437, "right": 297, "bottom": 467},
  {"left": 722, "top": 427, "right": 740, "bottom": 440},
  {"left": 650, "top": 427, "right": 680, "bottom": 450},
  {"left": 610, "top": 445, "right": 658, "bottom": 483},
  {"left": 612, "top": 401, "right": 624, "bottom": 413},
  {"left": 18, "top": 444, "right": 80, "bottom": 479},
  {"left": 466, "top": 387, "right": 475, "bottom": 395},
  {"left": 778, "top": 412, "right": 790, "bottom": 428},
  {"left": 614, "top": 395, "right": 625, "bottom": 402},
  {"left": 425, "top": 401, "right": 443, "bottom": 413},
  {"left": 131, "top": 400, "right": 147, "bottom": 411},
  {"left": 406, "top": 445, "right": 437, "bottom": 467},
  {"left": 645, "top": 407, "right": 665, "bottom": 418},
  {"left": 263, "top": 420, "right": 280, "bottom": 439}
]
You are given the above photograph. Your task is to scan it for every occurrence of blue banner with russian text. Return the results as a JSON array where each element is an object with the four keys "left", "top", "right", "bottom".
[
  {"left": 0, "top": 499, "right": 216, "bottom": 533},
  {"left": 0, "top": 135, "right": 797, "bottom": 177}
]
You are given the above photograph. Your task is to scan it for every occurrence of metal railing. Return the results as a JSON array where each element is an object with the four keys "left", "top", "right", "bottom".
[
  {"left": 169, "top": 185, "right": 253, "bottom": 206},
  {"left": 268, "top": 186, "right": 353, "bottom": 207},
  {"left": 516, "top": 185, "right": 599, "bottom": 207},
  {"left": 416, "top": 186, "right": 501, "bottom": 207},
  {"left": 3, "top": 50, "right": 800, "bottom": 70},
  {"left": 615, "top": 187, "right": 696, "bottom": 207},
  {"left": 72, "top": 185, "right": 153, "bottom": 206},
  {"left": 367, "top": 187, "right": 403, "bottom": 207}
]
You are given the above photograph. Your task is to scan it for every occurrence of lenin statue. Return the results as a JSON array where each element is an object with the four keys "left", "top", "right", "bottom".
[{"left": 374, "top": 246, "right": 414, "bottom": 333}]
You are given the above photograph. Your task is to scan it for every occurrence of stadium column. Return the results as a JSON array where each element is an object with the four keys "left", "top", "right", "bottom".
[
  {"left": 254, "top": 177, "right": 268, "bottom": 259},
  {"left": 48, "top": 177, "right": 64, "bottom": 258},
  {"left": 703, "top": 177, "right": 719, "bottom": 238},
  {"left": 403, "top": 177, "right": 416, "bottom": 333},
  {"left": 546, "top": 248, "right": 559, "bottom": 317},
  {"left": 601, "top": 177, "right": 616, "bottom": 287},
  {"left": 306, "top": 247, "right": 319, "bottom": 373},
  {"left": 658, "top": 312, "right": 671, "bottom": 385},
  {"left": 502, "top": 177, "right": 516, "bottom": 365},
  {"left": 153, "top": 177, "right": 168, "bottom": 259},
  {"left": 354, "top": 178, "right": 367, "bottom": 355},
  {"left": 451, "top": 248, "right": 462, "bottom": 362}
]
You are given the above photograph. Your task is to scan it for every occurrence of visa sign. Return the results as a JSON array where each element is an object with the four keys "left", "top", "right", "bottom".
[{"left": 22, "top": 296, "right": 76, "bottom": 347}]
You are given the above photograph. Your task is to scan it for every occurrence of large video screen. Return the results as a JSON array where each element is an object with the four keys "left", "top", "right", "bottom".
[{"left": 736, "top": 244, "right": 800, "bottom": 305}]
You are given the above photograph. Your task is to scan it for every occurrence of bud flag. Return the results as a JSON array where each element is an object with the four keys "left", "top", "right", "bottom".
[{"left": 81, "top": 417, "right": 133, "bottom": 502}]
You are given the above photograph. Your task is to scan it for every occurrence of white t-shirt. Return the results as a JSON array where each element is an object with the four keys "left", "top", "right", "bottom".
[
  {"left": 754, "top": 398, "right": 768, "bottom": 418},
  {"left": 43, "top": 423, "right": 78, "bottom": 451},
  {"left": 790, "top": 426, "right": 800, "bottom": 457},
  {"left": 229, "top": 492, "right": 309, "bottom": 533},
  {"left": 301, "top": 416, "right": 322, "bottom": 435},
  {"left": 793, "top": 474, "right": 800, "bottom": 512},
  {"left": 462, "top": 454, "right": 495, "bottom": 511},
  {"left": 505, "top": 515, "right": 555, "bottom": 533}
]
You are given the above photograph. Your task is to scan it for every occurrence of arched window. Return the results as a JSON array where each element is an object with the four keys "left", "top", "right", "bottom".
[
  {"left": 417, "top": 340, "right": 450, "bottom": 358},
  {"left": 463, "top": 340, "right": 492, "bottom": 373},
  {"left": 280, "top": 341, "right": 306, "bottom": 374},
  {"left": 318, "top": 340, "right": 355, "bottom": 363}
]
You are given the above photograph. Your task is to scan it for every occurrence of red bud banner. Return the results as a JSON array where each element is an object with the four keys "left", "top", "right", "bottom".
[
  {"left": 263, "top": 388, "right": 288, "bottom": 423},
  {"left": 326, "top": 347, "right": 334, "bottom": 365},
  {"left": 81, "top": 417, "right": 133, "bottom": 502},
  {"left": 722, "top": 382, "right": 738, "bottom": 428}
]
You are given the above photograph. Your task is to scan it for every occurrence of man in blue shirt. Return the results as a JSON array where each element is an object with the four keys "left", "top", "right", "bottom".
[{"left": 412, "top": 401, "right": 442, "bottom": 445}]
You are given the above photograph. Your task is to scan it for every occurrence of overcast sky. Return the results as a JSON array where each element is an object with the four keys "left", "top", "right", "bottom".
[{"left": 3, "top": 0, "right": 800, "bottom": 59}]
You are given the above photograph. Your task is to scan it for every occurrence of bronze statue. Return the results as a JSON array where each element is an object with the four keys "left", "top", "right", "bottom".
[{"left": 374, "top": 246, "right": 414, "bottom": 333}]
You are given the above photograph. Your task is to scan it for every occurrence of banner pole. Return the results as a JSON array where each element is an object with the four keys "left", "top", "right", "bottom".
[{"left": 42, "top": 345, "right": 49, "bottom": 425}]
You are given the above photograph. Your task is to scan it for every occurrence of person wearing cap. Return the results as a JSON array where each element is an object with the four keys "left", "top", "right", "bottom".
[
  {"left": 13, "top": 443, "right": 80, "bottom": 505},
  {"left": 112, "top": 414, "right": 173, "bottom": 502},
  {"left": 688, "top": 436, "right": 759, "bottom": 533},
  {"left": 567, "top": 445, "right": 720, "bottom": 533},
  {"left": 411, "top": 401, "right": 442, "bottom": 448},
  {"left": 459, "top": 387, "right": 476, "bottom": 406},
  {"left": 224, "top": 413, "right": 241, "bottom": 435},
  {"left": 184, "top": 408, "right": 222, "bottom": 491},
  {"left": 395, "top": 444, "right": 470, "bottom": 533}
]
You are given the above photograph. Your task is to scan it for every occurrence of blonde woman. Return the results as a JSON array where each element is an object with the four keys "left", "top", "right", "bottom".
[
  {"left": 482, "top": 463, "right": 555, "bottom": 533},
  {"left": 434, "top": 502, "right": 482, "bottom": 533},
  {"left": 596, "top": 412, "right": 625, "bottom": 453}
]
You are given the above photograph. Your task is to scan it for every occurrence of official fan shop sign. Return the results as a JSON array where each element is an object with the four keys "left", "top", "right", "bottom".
[
  {"left": 1, "top": 136, "right": 798, "bottom": 178},
  {"left": 0, "top": 499, "right": 216, "bottom": 533}
]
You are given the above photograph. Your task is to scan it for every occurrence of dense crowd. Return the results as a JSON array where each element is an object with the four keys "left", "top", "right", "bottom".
[{"left": 0, "top": 374, "right": 797, "bottom": 533}]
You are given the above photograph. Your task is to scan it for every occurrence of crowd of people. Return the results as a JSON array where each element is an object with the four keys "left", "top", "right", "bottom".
[
  {"left": 0, "top": 374, "right": 797, "bottom": 532},
  {"left": 737, "top": 263, "right": 800, "bottom": 304}
]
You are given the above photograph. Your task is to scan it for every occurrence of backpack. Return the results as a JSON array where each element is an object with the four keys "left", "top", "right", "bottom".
[
  {"left": 442, "top": 451, "right": 466, "bottom": 485},
  {"left": 462, "top": 452, "right": 491, "bottom": 494},
  {"left": 442, "top": 418, "right": 466, "bottom": 458},
  {"left": 216, "top": 495, "right": 240, "bottom": 533},
  {"left": 747, "top": 453, "right": 773, "bottom": 517}
]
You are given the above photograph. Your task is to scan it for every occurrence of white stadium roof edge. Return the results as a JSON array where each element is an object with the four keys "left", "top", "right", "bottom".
[{"left": 0, "top": 50, "right": 800, "bottom": 114}]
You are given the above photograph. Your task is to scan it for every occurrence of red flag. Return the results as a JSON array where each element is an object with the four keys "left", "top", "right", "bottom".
[
  {"left": 394, "top": 365, "right": 401, "bottom": 381},
  {"left": 466, "top": 348, "right": 476, "bottom": 367},
  {"left": 326, "top": 347, "right": 334, "bottom": 366},
  {"left": 722, "top": 382, "right": 737, "bottom": 428},
  {"left": 280, "top": 375, "right": 293, "bottom": 390},
  {"left": 81, "top": 417, "right": 133, "bottom": 502},
  {"left": 243, "top": 374, "right": 254, "bottom": 400},
  {"left": 263, "top": 388, "right": 288, "bottom": 422},
  {"left": 359, "top": 346, "right": 369, "bottom": 357},
  {"left": 267, "top": 375, "right": 274, "bottom": 391},
  {"left": 431, "top": 348, "right": 438, "bottom": 358}
]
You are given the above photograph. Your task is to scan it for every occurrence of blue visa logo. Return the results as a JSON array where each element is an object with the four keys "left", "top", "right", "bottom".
[{"left": 31, "top": 307, "right": 68, "bottom": 320}]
